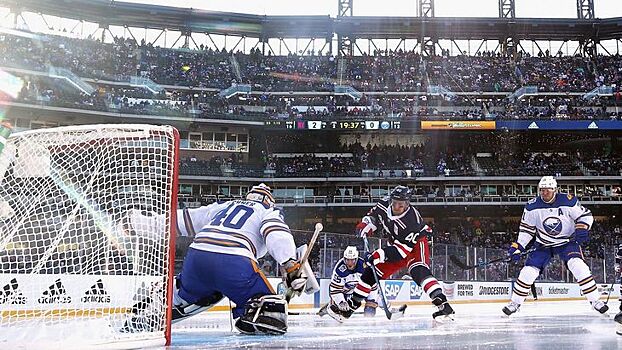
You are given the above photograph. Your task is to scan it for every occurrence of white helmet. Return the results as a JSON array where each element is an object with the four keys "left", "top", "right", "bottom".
[
  {"left": 246, "top": 183, "right": 275, "bottom": 207},
  {"left": 538, "top": 176, "right": 557, "bottom": 190},
  {"left": 343, "top": 246, "right": 359, "bottom": 260}
]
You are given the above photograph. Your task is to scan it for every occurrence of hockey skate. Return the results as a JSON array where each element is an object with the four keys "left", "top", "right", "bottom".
[
  {"left": 325, "top": 303, "right": 350, "bottom": 323},
  {"left": 431, "top": 294, "right": 455, "bottom": 321},
  {"left": 317, "top": 303, "right": 329, "bottom": 317},
  {"left": 591, "top": 300, "right": 609, "bottom": 314},
  {"left": 326, "top": 297, "right": 360, "bottom": 323},
  {"left": 502, "top": 301, "right": 520, "bottom": 316}
]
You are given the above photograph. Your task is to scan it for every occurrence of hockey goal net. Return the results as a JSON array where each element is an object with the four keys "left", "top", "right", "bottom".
[{"left": 0, "top": 124, "right": 179, "bottom": 349}]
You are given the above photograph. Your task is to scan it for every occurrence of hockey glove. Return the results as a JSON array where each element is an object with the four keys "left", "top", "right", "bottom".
[
  {"left": 574, "top": 228, "right": 589, "bottom": 244},
  {"left": 282, "top": 259, "right": 307, "bottom": 294},
  {"left": 364, "top": 249, "right": 385, "bottom": 266},
  {"left": 507, "top": 242, "right": 525, "bottom": 262},
  {"left": 355, "top": 216, "right": 377, "bottom": 237},
  {"left": 336, "top": 300, "right": 350, "bottom": 312}
]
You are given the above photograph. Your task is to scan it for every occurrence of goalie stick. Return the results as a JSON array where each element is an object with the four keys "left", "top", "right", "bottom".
[
  {"left": 362, "top": 235, "right": 407, "bottom": 320},
  {"left": 284, "top": 222, "right": 323, "bottom": 302}
]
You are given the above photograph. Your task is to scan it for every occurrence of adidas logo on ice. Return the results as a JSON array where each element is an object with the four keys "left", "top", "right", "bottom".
[
  {"left": 38, "top": 278, "right": 71, "bottom": 304},
  {"left": 81, "top": 279, "right": 111, "bottom": 303},
  {"left": 588, "top": 122, "right": 598, "bottom": 129},
  {"left": 0, "top": 278, "right": 27, "bottom": 305},
  {"left": 527, "top": 122, "right": 539, "bottom": 129}
]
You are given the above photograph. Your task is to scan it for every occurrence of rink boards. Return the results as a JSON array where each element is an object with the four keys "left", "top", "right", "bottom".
[{"left": 207, "top": 278, "right": 622, "bottom": 311}]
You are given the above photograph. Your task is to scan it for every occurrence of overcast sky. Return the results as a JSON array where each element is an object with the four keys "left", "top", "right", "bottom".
[{"left": 121, "top": 0, "right": 622, "bottom": 18}]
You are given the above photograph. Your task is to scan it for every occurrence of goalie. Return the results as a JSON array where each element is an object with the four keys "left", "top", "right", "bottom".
[{"left": 124, "top": 183, "right": 311, "bottom": 335}]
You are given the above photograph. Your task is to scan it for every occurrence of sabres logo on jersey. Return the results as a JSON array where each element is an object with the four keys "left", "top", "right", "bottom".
[{"left": 543, "top": 217, "right": 563, "bottom": 236}]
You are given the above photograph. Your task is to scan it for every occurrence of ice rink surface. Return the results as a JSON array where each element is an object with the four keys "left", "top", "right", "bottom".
[{"left": 162, "top": 300, "right": 622, "bottom": 350}]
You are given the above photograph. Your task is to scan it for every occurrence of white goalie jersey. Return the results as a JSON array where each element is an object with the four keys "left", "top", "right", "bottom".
[
  {"left": 125, "top": 200, "right": 296, "bottom": 264},
  {"left": 517, "top": 192, "right": 593, "bottom": 247}
]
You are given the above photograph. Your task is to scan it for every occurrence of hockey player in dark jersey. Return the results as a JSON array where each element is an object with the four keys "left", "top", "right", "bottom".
[
  {"left": 615, "top": 243, "right": 622, "bottom": 335},
  {"left": 327, "top": 185, "right": 454, "bottom": 321}
]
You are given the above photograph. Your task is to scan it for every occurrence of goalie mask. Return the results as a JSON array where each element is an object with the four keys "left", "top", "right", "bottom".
[{"left": 246, "top": 183, "right": 275, "bottom": 207}]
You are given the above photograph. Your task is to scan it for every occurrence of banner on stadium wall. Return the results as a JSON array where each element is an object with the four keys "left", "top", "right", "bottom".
[
  {"left": 203, "top": 278, "right": 621, "bottom": 312},
  {"left": 0, "top": 274, "right": 163, "bottom": 313},
  {"left": 421, "top": 121, "right": 496, "bottom": 130},
  {"left": 496, "top": 120, "right": 622, "bottom": 130}
]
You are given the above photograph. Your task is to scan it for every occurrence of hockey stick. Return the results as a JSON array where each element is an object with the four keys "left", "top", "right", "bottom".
[
  {"left": 449, "top": 247, "right": 536, "bottom": 270},
  {"left": 605, "top": 276, "right": 621, "bottom": 305},
  {"left": 284, "top": 222, "right": 323, "bottom": 302},
  {"left": 362, "top": 235, "right": 407, "bottom": 320},
  {"left": 450, "top": 237, "right": 577, "bottom": 270},
  {"left": 288, "top": 307, "right": 364, "bottom": 316}
]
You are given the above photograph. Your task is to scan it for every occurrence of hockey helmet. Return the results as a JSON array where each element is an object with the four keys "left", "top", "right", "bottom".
[
  {"left": 343, "top": 246, "right": 359, "bottom": 260},
  {"left": 538, "top": 176, "right": 557, "bottom": 190},
  {"left": 246, "top": 183, "right": 275, "bottom": 207},
  {"left": 390, "top": 185, "right": 412, "bottom": 201}
]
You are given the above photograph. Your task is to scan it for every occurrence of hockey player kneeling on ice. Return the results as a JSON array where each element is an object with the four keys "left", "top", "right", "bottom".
[
  {"left": 503, "top": 176, "right": 606, "bottom": 316},
  {"left": 126, "top": 183, "right": 308, "bottom": 335},
  {"left": 327, "top": 186, "right": 454, "bottom": 322},
  {"left": 319, "top": 246, "right": 378, "bottom": 318},
  {"left": 614, "top": 242, "right": 622, "bottom": 335}
]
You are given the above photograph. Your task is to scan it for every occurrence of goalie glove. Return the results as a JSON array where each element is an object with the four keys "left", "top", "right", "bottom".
[
  {"left": 282, "top": 259, "right": 307, "bottom": 294},
  {"left": 355, "top": 216, "right": 377, "bottom": 237}
]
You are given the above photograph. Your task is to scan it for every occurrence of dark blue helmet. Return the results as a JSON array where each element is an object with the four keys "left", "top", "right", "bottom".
[{"left": 390, "top": 185, "right": 412, "bottom": 201}]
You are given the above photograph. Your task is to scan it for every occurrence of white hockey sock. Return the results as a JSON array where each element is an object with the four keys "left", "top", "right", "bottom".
[
  {"left": 567, "top": 258, "right": 599, "bottom": 302},
  {"left": 511, "top": 266, "right": 540, "bottom": 305},
  {"left": 421, "top": 276, "right": 442, "bottom": 297}
]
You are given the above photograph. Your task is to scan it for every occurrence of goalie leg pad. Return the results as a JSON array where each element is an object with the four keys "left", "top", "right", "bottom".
[
  {"left": 171, "top": 281, "right": 223, "bottom": 323},
  {"left": 235, "top": 294, "right": 288, "bottom": 335}
]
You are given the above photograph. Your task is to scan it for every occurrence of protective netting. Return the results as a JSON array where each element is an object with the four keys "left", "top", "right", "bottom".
[{"left": 0, "top": 124, "right": 179, "bottom": 349}]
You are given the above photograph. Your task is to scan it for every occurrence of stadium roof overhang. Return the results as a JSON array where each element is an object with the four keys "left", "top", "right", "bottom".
[{"left": 4, "top": 0, "right": 622, "bottom": 41}]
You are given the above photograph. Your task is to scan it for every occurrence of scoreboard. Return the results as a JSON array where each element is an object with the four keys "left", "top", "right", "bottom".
[{"left": 264, "top": 120, "right": 402, "bottom": 130}]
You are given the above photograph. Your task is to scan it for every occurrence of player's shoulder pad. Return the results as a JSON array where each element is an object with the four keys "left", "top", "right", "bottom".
[
  {"left": 554, "top": 192, "right": 578, "bottom": 207},
  {"left": 355, "top": 258, "right": 365, "bottom": 272},
  {"left": 377, "top": 197, "right": 391, "bottom": 207},
  {"left": 335, "top": 260, "right": 350, "bottom": 277},
  {"left": 263, "top": 207, "right": 286, "bottom": 222},
  {"left": 524, "top": 196, "right": 546, "bottom": 211}
]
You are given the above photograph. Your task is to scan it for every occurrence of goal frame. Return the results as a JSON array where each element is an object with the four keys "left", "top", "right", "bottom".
[{"left": 0, "top": 124, "right": 180, "bottom": 348}]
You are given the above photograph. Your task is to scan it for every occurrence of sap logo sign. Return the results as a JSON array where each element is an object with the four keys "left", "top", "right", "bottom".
[
  {"left": 410, "top": 282, "right": 423, "bottom": 300},
  {"left": 384, "top": 281, "right": 404, "bottom": 300}
]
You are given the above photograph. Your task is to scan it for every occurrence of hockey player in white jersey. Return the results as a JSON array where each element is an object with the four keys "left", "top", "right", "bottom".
[
  {"left": 319, "top": 246, "right": 378, "bottom": 317},
  {"left": 503, "top": 176, "right": 606, "bottom": 316},
  {"left": 124, "top": 183, "right": 308, "bottom": 335}
]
